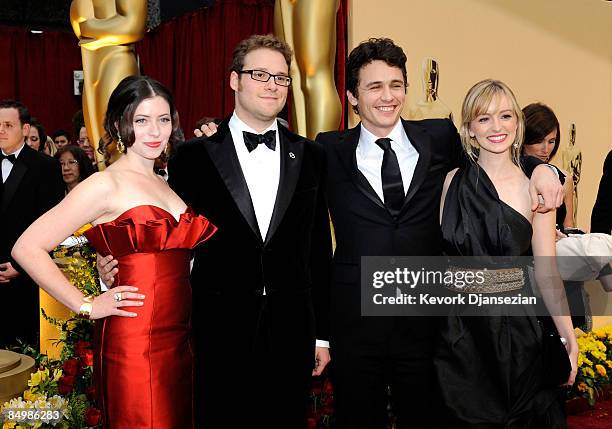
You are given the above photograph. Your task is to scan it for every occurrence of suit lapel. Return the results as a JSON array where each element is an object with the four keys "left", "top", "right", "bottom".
[
  {"left": 265, "top": 124, "right": 303, "bottom": 243},
  {"left": 1, "top": 146, "right": 30, "bottom": 213},
  {"left": 334, "top": 124, "right": 386, "bottom": 211},
  {"left": 204, "top": 120, "right": 262, "bottom": 242},
  {"left": 401, "top": 119, "right": 432, "bottom": 211}
]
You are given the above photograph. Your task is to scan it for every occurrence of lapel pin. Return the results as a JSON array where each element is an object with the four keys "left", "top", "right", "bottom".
[{"left": 289, "top": 152, "right": 295, "bottom": 159}]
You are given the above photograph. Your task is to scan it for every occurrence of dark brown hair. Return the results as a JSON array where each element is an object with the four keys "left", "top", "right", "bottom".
[
  {"left": 28, "top": 118, "right": 47, "bottom": 152},
  {"left": 346, "top": 38, "right": 408, "bottom": 114},
  {"left": 0, "top": 99, "right": 31, "bottom": 125},
  {"left": 101, "top": 76, "right": 181, "bottom": 155},
  {"left": 522, "top": 102, "right": 561, "bottom": 161}
]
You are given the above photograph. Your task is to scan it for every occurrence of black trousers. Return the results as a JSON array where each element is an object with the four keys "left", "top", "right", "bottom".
[
  {"left": 0, "top": 278, "right": 39, "bottom": 349},
  {"left": 194, "top": 294, "right": 314, "bottom": 429},
  {"left": 331, "top": 319, "right": 439, "bottom": 429}
]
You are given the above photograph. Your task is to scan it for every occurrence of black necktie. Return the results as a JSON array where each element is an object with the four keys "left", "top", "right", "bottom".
[
  {"left": 374, "top": 138, "right": 405, "bottom": 217},
  {"left": 243, "top": 130, "right": 276, "bottom": 152},
  {"left": 0, "top": 153, "right": 16, "bottom": 164}
]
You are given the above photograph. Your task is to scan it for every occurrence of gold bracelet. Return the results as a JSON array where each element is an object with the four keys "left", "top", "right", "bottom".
[{"left": 78, "top": 295, "right": 94, "bottom": 319}]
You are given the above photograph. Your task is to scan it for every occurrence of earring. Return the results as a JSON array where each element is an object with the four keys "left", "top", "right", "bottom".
[
  {"left": 513, "top": 142, "right": 519, "bottom": 148},
  {"left": 117, "top": 134, "right": 125, "bottom": 153}
]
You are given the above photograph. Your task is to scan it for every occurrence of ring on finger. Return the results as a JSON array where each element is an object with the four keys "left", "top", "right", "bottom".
[{"left": 114, "top": 292, "right": 122, "bottom": 302}]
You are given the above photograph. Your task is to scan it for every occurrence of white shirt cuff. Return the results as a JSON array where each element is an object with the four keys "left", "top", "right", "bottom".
[
  {"left": 316, "top": 339, "right": 330, "bottom": 348},
  {"left": 99, "top": 277, "right": 108, "bottom": 292}
]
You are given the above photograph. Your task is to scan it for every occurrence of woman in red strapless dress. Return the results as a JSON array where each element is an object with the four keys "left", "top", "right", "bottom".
[
  {"left": 85, "top": 205, "right": 215, "bottom": 427},
  {"left": 13, "top": 76, "right": 216, "bottom": 428}
]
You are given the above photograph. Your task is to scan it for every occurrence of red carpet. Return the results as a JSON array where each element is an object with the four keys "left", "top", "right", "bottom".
[{"left": 567, "top": 400, "right": 612, "bottom": 429}]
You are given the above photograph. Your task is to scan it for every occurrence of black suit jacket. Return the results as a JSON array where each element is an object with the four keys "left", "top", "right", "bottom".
[
  {"left": 0, "top": 144, "right": 64, "bottom": 346},
  {"left": 317, "top": 118, "right": 462, "bottom": 343},
  {"left": 317, "top": 119, "right": 548, "bottom": 346},
  {"left": 591, "top": 149, "right": 612, "bottom": 234},
  {"left": 168, "top": 119, "right": 332, "bottom": 349}
]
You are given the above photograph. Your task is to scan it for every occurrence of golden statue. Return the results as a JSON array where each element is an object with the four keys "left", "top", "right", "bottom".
[
  {"left": 562, "top": 123, "right": 582, "bottom": 223},
  {"left": 408, "top": 57, "right": 452, "bottom": 120},
  {"left": 274, "top": 0, "right": 342, "bottom": 139},
  {"left": 70, "top": 0, "right": 147, "bottom": 169}
]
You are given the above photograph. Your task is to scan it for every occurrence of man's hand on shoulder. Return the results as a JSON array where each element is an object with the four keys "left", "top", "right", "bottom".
[{"left": 194, "top": 122, "right": 218, "bottom": 138}]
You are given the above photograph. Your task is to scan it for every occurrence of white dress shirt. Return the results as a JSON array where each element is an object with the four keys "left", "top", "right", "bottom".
[
  {"left": 229, "top": 113, "right": 328, "bottom": 349},
  {"left": 1, "top": 143, "right": 25, "bottom": 183},
  {"left": 356, "top": 120, "right": 419, "bottom": 201},
  {"left": 229, "top": 112, "right": 281, "bottom": 240}
]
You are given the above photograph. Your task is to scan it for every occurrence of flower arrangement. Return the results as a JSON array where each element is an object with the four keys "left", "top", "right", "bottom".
[
  {"left": 1, "top": 226, "right": 102, "bottom": 428},
  {"left": 571, "top": 326, "right": 612, "bottom": 405}
]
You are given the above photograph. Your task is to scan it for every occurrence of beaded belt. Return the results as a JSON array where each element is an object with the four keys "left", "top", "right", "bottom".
[{"left": 444, "top": 266, "right": 525, "bottom": 294}]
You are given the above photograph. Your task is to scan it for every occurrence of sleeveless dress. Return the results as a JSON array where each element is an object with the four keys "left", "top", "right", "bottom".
[
  {"left": 84, "top": 205, "right": 217, "bottom": 428},
  {"left": 434, "top": 164, "right": 567, "bottom": 428}
]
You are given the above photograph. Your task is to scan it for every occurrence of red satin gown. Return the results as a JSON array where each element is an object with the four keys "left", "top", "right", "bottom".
[{"left": 84, "top": 205, "right": 217, "bottom": 428}]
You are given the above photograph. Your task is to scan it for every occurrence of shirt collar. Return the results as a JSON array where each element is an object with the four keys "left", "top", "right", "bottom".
[
  {"left": 1, "top": 142, "right": 26, "bottom": 158},
  {"left": 229, "top": 111, "right": 278, "bottom": 135},
  {"left": 358, "top": 119, "right": 405, "bottom": 157}
]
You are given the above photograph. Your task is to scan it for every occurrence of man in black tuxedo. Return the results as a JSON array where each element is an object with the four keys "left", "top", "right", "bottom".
[
  {"left": 0, "top": 100, "right": 64, "bottom": 348},
  {"left": 316, "top": 38, "right": 563, "bottom": 429},
  {"left": 169, "top": 35, "right": 332, "bottom": 428},
  {"left": 591, "top": 149, "right": 612, "bottom": 234}
]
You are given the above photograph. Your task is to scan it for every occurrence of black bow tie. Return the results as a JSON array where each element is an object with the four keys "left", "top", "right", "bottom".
[
  {"left": 243, "top": 130, "right": 276, "bottom": 152},
  {"left": 0, "top": 153, "right": 16, "bottom": 164}
]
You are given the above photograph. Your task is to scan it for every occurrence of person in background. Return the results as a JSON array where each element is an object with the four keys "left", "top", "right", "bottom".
[
  {"left": 43, "top": 137, "right": 58, "bottom": 156},
  {"left": 54, "top": 146, "right": 95, "bottom": 193},
  {"left": 26, "top": 118, "right": 46, "bottom": 152},
  {"left": 591, "top": 149, "right": 612, "bottom": 235},
  {"left": 522, "top": 103, "right": 575, "bottom": 232},
  {"left": 0, "top": 99, "right": 64, "bottom": 348},
  {"left": 77, "top": 125, "right": 96, "bottom": 165},
  {"left": 52, "top": 129, "right": 72, "bottom": 149}
]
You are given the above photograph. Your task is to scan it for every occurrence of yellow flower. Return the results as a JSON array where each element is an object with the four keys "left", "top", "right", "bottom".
[
  {"left": 23, "top": 389, "right": 39, "bottom": 402},
  {"left": 53, "top": 368, "right": 62, "bottom": 382},
  {"left": 28, "top": 370, "right": 42, "bottom": 387},
  {"left": 577, "top": 382, "right": 588, "bottom": 392},
  {"left": 596, "top": 364, "right": 607, "bottom": 377},
  {"left": 582, "top": 367, "right": 596, "bottom": 378},
  {"left": 3, "top": 422, "right": 16, "bottom": 429},
  {"left": 607, "top": 360, "right": 612, "bottom": 369},
  {"left": 66, "top": 320, "right": 78, "bottom": 331}
]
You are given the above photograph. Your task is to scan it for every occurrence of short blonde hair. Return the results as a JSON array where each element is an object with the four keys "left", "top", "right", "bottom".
[{"left": 459, "top": 79, "right": 524, "bottom": 166}]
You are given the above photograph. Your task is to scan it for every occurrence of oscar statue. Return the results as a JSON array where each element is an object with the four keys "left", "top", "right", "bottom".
[
  {"left": 274, "top": 0, "right": 342, "bottom": 139},
  {"left": 70, "top": 0, "right": 147, "bottom": 169},
  {"left": 408, "top": 57, "right": 453, "bottom": 120},
  {"left": 562, "top": 123, "right": 582, "bottom": 223}
]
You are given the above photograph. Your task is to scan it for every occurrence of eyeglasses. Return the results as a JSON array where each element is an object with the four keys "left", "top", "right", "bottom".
[
  {"left": 60, "top": 160, "right": 79, "bottom": 167},
  {"left": 238, "top": 70, "right": 292, "bottom": 87}
]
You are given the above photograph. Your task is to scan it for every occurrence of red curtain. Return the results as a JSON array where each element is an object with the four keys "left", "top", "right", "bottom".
[
  {"left": 0, "top": 0, "right": 347, "bottom": 137},
  {"left": 136, "top": 0, "right": 277, "bottom": 133},
  {"left": 0, "top": 26, "right": 83, "bottom": 138}
]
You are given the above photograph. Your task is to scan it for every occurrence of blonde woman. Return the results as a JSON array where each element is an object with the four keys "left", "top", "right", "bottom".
[{"left": 435, "top": 79, "right": 577, "bottom": 428}]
